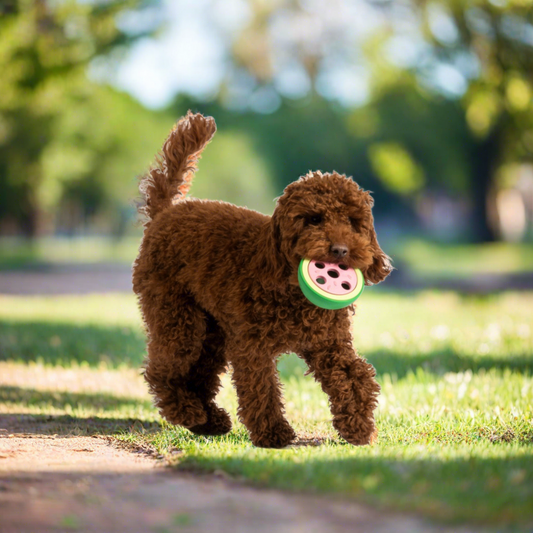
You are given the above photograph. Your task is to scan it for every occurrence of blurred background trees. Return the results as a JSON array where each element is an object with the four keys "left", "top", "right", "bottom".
[
  {"left": 1, "top": 0, "right": 532, "bottom": 244},
  {"left": 0, "top": 0, "right": 165, "bottom": 236}
]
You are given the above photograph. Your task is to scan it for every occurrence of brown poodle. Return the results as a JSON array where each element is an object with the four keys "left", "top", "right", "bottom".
[{"left": 133, "top": 111, "right": 391, "bottom": 448}]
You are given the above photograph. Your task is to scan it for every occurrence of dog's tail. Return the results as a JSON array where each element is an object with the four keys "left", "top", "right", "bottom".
[{"left": 138, "top": 111, "right": 216, "bottom": 222}]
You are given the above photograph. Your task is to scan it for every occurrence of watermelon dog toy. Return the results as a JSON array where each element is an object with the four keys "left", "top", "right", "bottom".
[{"left": 298, "top": 258, "right": 364, "bottom": 310}]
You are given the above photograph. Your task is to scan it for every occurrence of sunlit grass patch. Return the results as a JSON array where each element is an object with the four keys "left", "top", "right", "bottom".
[
  {"left": 0, "top": 294, "right": 144, "bottom": 367},
  {"left": 393, "top": 239, "right": 533, "bottom": 278},
  {"left": 0, "top": 236, "right": 140, "bottom": 269},
  {"left": 0, "top": 361, "right": 155, "bottom": 424},
  {"left": 0, "top": 294, "right": 142, "bottom": 327}
]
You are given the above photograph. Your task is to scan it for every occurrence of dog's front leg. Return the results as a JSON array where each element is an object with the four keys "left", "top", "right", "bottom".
[
  {"left": 231, "top": 352, "right": 296, "bottom": 448},
  {"left": 302, "top": 342, "right": 380, "bottom": 445}
]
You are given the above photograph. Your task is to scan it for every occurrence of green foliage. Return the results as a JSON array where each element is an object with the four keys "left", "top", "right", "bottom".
[
  {"left": 41, "top": 85, "right": 174, "bottom": 233},
  {"left": 416, "top": 0, "right": 533, "bottom": 141},
  {"left": 0, "top": 0, "right": 159, "bottom": 235},
  {"left": 182, "top": 89, "right": 474, "bottom": 223},
  {"left": 411, "top": 0, "right": 533, "bottom": 241},
  {"left": 350, "top": 82, "right": 473, "bottom": 195},
  {"left": 220, "top": 1, "right": 533, "bottom": 242},
  {"left": 190, "top": 95, "right": 383, "bottom": 201},
  {"left": 191, "top": 130, "right": 276, "bottom": 214},
  {"left": 368, "top": 142, "right": 425, "bottom": 195},
  {"left": 2, "top": 0, "right": 532, "bottom": 243}
]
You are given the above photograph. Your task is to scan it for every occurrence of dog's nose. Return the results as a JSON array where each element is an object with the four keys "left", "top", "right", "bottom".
[{"left": 331, "top": 244, "right": 348, "bottom": 259}]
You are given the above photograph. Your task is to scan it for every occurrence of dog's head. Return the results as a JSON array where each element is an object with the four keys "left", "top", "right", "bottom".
[{"left": 271, "top": 171, "right": 392, "bottom": 286}]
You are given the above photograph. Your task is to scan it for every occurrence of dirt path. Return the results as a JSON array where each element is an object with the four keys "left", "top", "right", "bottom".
[{"left": 0, "top": 420, "right": 484, "bottom": 533}]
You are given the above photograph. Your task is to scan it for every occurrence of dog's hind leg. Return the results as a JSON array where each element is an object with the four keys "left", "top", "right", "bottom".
[
  {"left": 230, "top": 349, "right": 296, "bottom": 448},
  {"left": 142, "top": 291, "right": 210, "bottom": 428},
  {"left": 187, "top": 314, "right": 232, "bottom": 436}
]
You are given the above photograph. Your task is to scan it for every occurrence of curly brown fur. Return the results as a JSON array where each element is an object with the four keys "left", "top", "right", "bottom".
[{"left": 133, "top": 112, "right": 392, "bottom": 448}]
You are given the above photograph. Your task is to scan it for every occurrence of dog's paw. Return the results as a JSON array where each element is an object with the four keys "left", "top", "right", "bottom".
[
  {"left": 333, "top": 417, "right": 377, "bottom": 446},
  {"left": 251, "top": 419, "right": 297, "bottom": 449},
  {"left": 341, "top": 429, "right": 377, "bottom": 446},
  {"left": 162, "top": 399, "right": 208, "bottom": 428},
  {"left": 189, "top": 405, "right": 232, "bottom": 436}
]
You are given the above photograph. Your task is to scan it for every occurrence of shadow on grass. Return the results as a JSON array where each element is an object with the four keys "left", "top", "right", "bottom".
[
  {"left": 0, "top": 321, "right": 146, "bottom": 367},
  {"left": 176, "top": 447, "right": 533, "bottom": 526},
  {"left": 3, "top": 320, "right": 531, "bottom": 380},
  {"left": 1, "top": 386, "right": 159, "bottom": 436},
  {"left": 1, "top": 384, "right": 160, "bottom": 436},
  {"left": 0, "top": 385, "right": 153, "bottom": 413},
  {"left": 1, "top": 411, "right": 160, "bottom": 436},
  {"left": 278, "top": 349, "right": 532, "bottom": 381},
  {"left": 366, "top": 348, "right": 533, "bottom": 379}
]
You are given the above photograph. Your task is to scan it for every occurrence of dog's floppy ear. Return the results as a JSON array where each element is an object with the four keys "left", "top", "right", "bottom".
[
  {"left": 360, "top": 192, "right": 392, "bottom": 285},
  {"left": 362, "top": 228, "right": 392, "bottom": 285},
  {"left": 267, "top": 209, "right": 290, "bottom": 278},
  {"left": 254, "top": 208, "right": 291, "bottom": 289}
]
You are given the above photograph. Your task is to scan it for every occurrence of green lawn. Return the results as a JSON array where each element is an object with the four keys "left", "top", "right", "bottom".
[
  {"left": 393, "top": 239, "right": 533, "bottom": 278},
  {"left": 0, "top": 236, "right": 141, "bottom": 269},
  {"left": 1, "top": 292, "right": 532, "bottom": 528}
]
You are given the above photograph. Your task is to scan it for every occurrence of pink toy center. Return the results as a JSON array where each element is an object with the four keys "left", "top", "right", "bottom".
[{"left": 308, "top": 260, "right": 357, "bottom": 295}]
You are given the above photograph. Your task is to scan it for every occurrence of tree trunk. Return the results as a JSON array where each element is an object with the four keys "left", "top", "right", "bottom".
[
  {"left": 19, "top": 206, "right": 42, "bottom": 239},
  {"left": 470, "top": 129, "right": 501, "bottom": 243},
  {"left": 19, "top": 181, "right": 48, "bottom": 239}
]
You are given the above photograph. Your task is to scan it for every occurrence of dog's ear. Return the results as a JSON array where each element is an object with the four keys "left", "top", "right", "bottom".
[
  {"left": 254, "top": 208, "right": 291, "bottom": 289},
  {"left": 358, "top": 190, "right": 392, "bottom": 285},
  {"left": 267, "top": 209, "right": 290, "bottom": 278},
  {"left": 362, "top": 228, "right": 392, "bottom": 285}
]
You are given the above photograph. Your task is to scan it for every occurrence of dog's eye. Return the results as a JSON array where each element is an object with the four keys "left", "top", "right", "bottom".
[
  {"left": 349, "top": 217, "right": 360, "bottom": 229},
  {"left": 308, "top": 214, "right": 323, "bottom": 225}
]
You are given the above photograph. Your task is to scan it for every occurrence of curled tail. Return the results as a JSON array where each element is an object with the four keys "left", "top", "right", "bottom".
[{"left": 138, "top": 111, "right": 216, "bottom": 222}]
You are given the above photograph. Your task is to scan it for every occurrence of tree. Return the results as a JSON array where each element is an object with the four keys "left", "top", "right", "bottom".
[
  {"left": 0, "top": 0, "right": 158, "bottom": 236},
  {"left": 218, "top": 0, "right": 533, "bottom": 242},
  {"left": 41, "top": 84, "right": 174, "bottom": 236},
  {"left": 408, "top": 0, "right": 533, "bottom": 241}
]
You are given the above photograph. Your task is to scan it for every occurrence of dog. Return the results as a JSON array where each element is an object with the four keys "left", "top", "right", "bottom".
[{"left": 133, "top": 111, "right": 391, "bottom": 448}]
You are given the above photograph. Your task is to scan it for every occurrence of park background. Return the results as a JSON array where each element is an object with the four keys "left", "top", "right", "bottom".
[
  {"left": 2, "top": 0, "right": 533, "bottom": 255},
  {"left": 1, "top": 0, "right": 533, "bottom": 530}
]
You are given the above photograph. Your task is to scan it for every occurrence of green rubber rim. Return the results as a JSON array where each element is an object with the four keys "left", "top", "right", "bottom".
[{"left": 298, "top": 259, "right": 364, "bottom": 310}]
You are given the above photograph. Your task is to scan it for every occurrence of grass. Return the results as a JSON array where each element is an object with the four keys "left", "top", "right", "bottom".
[
  {"left": 392, "top": 239, "right": 533, "bottom": 279},
  {"left": 1, "top": 292, "right": 532, "bottom": 528},
  {"left": 0, "top": 236, "right": 141, "bottom": 269}
]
